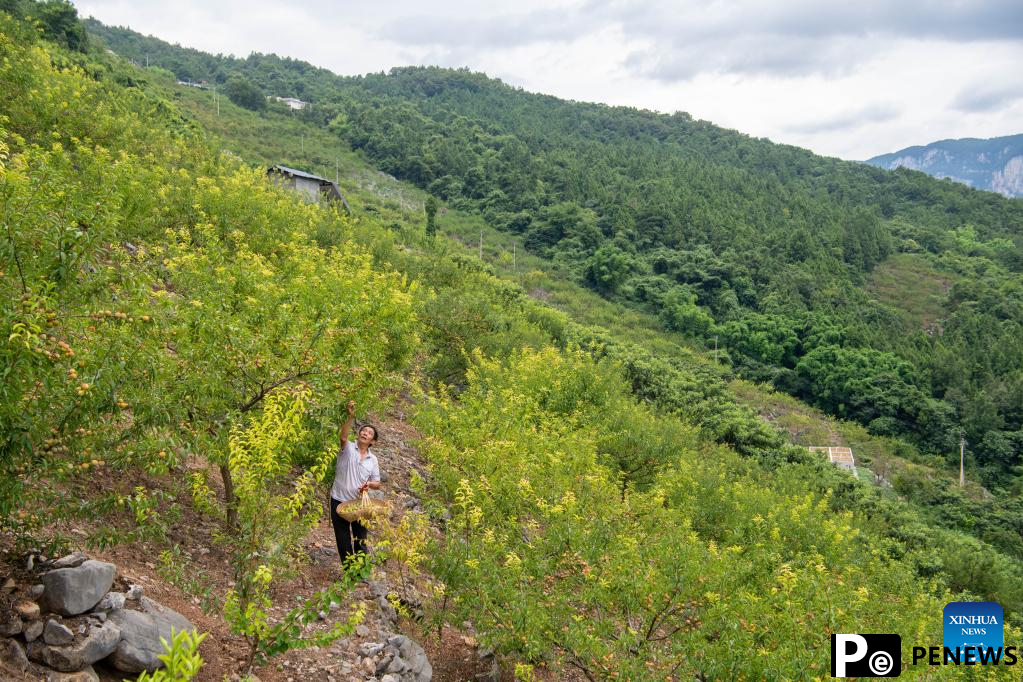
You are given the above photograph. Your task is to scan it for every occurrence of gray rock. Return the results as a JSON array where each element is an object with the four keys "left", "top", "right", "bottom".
[
  {"left": 27, "top": 620, "right": 120, "bottom": 672},
  {"left": 378, "top": 596, "right": 397, "bottom": 625},
  {"left": 45, "top": 666, "right": 100, "bottom": 682},
  {"left": 44, "top": 619, "right": 75, "bottom": 646},
  {"left": 42, "top": 560, "right": 116, "bottom": 616},
  {"left": 0, "top": 637, "right": 29, "bottom": 672},
  {"left": 126, "top": 584, "right": 144, "bottom": 601},
  {"left": 0, "top": 613, "right": 23, "bottom": 636},
  {"left": 356, "top": 624, "right": 371, "bottom": 637},
  {"left": 359, "top": 642, "right": 385, "bottom": 657},
  {"left": 381, "top": 675, "right": 400, "bottom": 682},
  {"left": 24, "top": 618, "right": 45, "bottom": 642},
  {"left": 376, "top": 653, "right": 394, "bottom": 674},
  {"left": 366, "top": 580, "right": 390, "bottom": 599},
  {"left": 384, "top": 655, "right": 406, "bottom": 674},
  {"left": 51, "top": 552, "right": 88, "bottom": 569},
  {"left": 95, "top": 591, "right": 126, "bottom": 612},
  {"left": 384, "top": 635, "right": 431, "bottom": 682},
  {"left": 106, "top": 597, "right": 195, "bottom": 673},
  {"left": 28, "top": 584, "right": 44, "bottom": 600}
]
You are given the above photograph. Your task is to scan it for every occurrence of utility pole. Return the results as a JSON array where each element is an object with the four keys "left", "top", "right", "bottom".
[
  {"left": 714, "top": 336, "right": 719, "bottom": 363},
  {"left": 959, "top": 435, "right": 966, "bottom": 487},
  {"left": 512, "top": 243, "right": 516, "bottom": 274},
  {"left": 479, "top": 230, "right": 483, "bottom": 260},
  {"left": 335, "top": 157, "right": 339, "bottom": 184},
  {"left": 145, "top": 53, "right": 149, "bottom": 68}
]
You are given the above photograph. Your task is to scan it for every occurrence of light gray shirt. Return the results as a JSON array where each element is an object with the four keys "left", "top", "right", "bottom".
[{"left": 330, "top": 441, "right": 380, "bottom": 502}]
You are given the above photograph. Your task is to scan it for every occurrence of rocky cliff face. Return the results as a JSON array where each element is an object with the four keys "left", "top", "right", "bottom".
[{"left": 866, "top": 133, "right": 1023, "bottom": 198}]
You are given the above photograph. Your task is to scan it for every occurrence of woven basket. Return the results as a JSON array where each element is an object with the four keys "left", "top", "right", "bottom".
[{"left": 336, "top": 492, "right": 389, "bottom": 523}]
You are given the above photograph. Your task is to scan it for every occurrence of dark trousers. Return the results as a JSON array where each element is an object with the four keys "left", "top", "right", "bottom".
[{"left": 329, "top": 495, "right": 368, "bottom": 569}]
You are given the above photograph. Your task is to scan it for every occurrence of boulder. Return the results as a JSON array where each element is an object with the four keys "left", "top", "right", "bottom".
[
  {"left": 45, "top": 666, "right": 100, "bottom": 682},
  {"left": 27, "top": 620, "right": 120, "bottom": 672},
  {"left": 0, "top": 613, "right": 22, "bottom": 636},
  {"left": 106, "top": 597, "right": 195, "bottom": 673},
  {"left": 42, "top": 560, "right": 116, "bottom": 616},
  {"left": 384, "top": 634, "right": 432, "bottom": 682},
  {"left": 44, "top": 619, "right": 74, "bottom": 646},
  {"left": 126, "top": 584, "right": 144, "bottom": 601},
  {"left": 24, "top": 619, "right": 44, "bottom": 642},
  {"left": 51, "top": 552, "right": 88, "bottom": 570},
  {"left": 0, "top": 638, "right": 29, "bottom": 672},
  {"left": 28, "top": 584, "right": 45, "bottom": 601}
]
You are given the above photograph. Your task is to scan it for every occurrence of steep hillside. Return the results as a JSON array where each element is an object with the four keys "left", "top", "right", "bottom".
[
  {"left": 5, "top": 5, "right": 1023, "bottom": 679},
  {"left": 867, "top": 134, "right": 1023, "bottom": 198},
  {"left": 86, "top": 20, "right": 1023, "bottom": 495}
]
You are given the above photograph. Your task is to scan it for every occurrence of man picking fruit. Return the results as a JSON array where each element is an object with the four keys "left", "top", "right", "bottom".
[{"left": 329, "top": 399, "right": 382, "bottom": 570}]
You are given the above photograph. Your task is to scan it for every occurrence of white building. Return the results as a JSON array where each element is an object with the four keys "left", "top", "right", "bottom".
[{"left": 270, "top": 96, "right": 308, "bottom": 111}]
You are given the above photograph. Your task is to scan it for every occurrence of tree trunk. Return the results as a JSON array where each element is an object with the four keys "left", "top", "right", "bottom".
[{"left": 220, "top": 461, "right": 238, "bottom": 530}]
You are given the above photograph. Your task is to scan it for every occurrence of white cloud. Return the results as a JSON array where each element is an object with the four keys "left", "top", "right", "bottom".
[{"left": 73, "top": 0, "right": 1023, "bottom": 160}]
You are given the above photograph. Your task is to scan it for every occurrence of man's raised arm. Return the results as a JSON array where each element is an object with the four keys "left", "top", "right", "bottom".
[{"left": 340, "top": 399, "right": 355, "bottom": 447}]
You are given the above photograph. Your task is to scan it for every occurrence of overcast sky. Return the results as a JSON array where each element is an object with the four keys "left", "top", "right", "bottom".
[{"left": 74, "top": 0, "right": 1023, "bottom": 160}]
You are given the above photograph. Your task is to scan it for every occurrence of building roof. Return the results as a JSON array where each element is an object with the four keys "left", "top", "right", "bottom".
[{"left": 269, "top": 164, "right": 331, "bottom": 183}]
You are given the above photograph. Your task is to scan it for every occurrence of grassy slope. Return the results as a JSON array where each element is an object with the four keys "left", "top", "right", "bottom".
[{"left": 866, "top": 252, "right": 953, "bottom": 333}]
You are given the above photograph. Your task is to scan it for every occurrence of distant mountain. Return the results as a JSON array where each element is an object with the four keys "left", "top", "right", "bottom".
[{"left": 866, "top": 134, "right": 1023, "bottom": 198}]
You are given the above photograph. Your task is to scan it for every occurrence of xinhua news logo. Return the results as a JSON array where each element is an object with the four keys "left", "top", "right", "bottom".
[
  {"left": 831, "top": 634, "right": 901, "bottom": 677},
  {"left": 943, "top": 601, "right": 1003, "bottom": 663}
]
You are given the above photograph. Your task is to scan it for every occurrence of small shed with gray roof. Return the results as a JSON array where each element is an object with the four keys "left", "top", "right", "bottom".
[{"left": 267, "top": 165, "right": 351, "bottom": 213}]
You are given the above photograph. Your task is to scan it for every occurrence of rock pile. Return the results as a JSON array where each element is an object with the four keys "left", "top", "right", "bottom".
[
  {"left": 1, "top": 551, "right": 196, "bottom": 680},
  {"left": 356, "top": 634, "right": 432, "bottom": 682}
]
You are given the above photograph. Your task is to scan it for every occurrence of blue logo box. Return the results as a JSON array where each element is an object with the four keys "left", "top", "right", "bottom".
[{"left": 943, "top": 602, "right": 1003, "bottom": 663}]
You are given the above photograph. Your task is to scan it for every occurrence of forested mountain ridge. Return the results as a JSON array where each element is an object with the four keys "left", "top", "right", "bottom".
[
  {"left": 86, "top": 18, "right": 1023, "bottom": 496},
  {"left": 79, "top": 14, "right": 1023, "bottom": 580},
  {"left": 867, "top": 133, "right": 1023, "bottom": 198}
]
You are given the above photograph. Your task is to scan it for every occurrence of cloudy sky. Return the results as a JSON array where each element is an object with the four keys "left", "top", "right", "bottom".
[{"left": 74, "top": 0, "right": 1023, "bottom": 160}]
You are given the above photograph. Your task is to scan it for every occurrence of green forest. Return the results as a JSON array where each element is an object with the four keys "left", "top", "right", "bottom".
[
  {"left": 1, "top": 2, "right": 1022, "bottom": 679},
  {"left": 87, "top": 19, "right": 1023, "bottom": 494}
]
